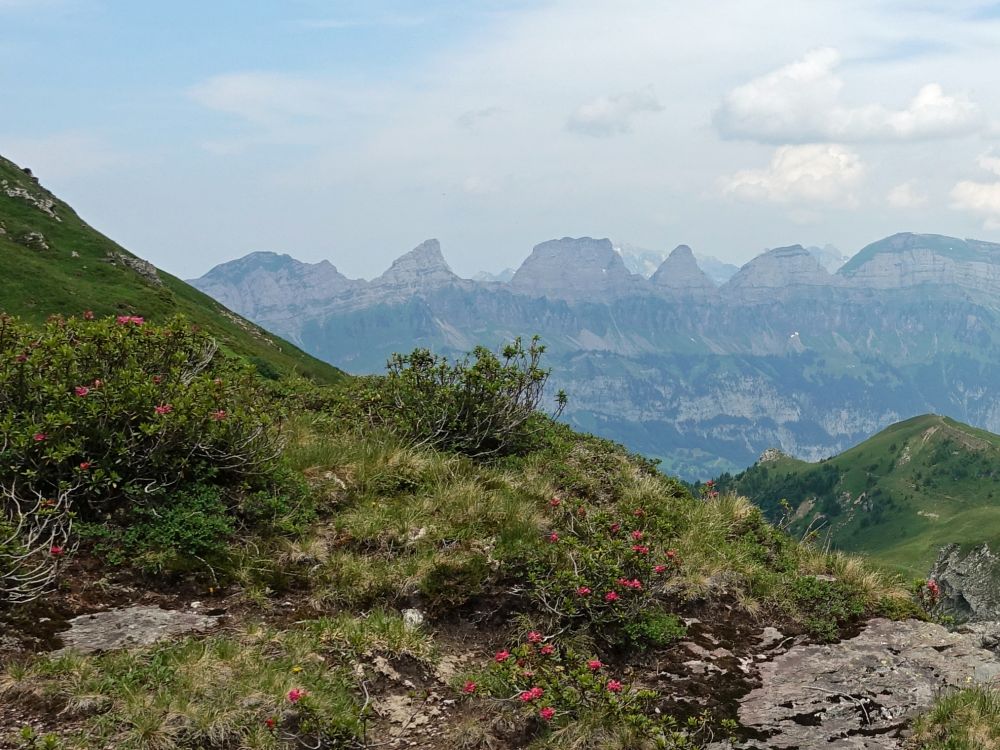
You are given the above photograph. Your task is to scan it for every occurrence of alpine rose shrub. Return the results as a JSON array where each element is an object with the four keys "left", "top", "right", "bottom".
[
  {"left": 0, "top": 314, "right": 283, "bottom": 603},
  {"left": 344, "top": 336, "right": 567, "bottom": 458}
]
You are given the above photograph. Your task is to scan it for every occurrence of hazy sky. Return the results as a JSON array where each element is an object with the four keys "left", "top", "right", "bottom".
[{"left": 4, "top": 0, "right": 1000, "bottom": 280}]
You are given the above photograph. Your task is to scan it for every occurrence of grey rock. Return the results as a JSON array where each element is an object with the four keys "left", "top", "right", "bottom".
[
  {"left": 839, "top": 232, "right": 1000, "bottom": 297},
  {"left": 651, "top": 245, "right": 717, "bottom": 296},
  {"left": 723, "top": 245, "right": 840, "bottom": 302},
  {"left": 725, "top": 618, "right": 1000, "bottom": 749},
  {"left": 1, "top": 178, "right": 60, "bottom": 221},
  {"left": 510, "top": 237, "right": 652, "bottom": 301},
  {"left": 55, "top": 605, "right": 220, "bottom": 655},
  {"left": 928, "top": 542, "right": 1000, "bottom": 623},
  {"left": 695, "top": 254, "right": 741, "bottom": 284},
  {"left": 113, "top": 252, "right": 162, "bottom": 286}
]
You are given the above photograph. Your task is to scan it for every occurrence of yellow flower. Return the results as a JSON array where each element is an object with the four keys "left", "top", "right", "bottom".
[{"left": 291, "top": 665, "right": 303, "bottom": 673}]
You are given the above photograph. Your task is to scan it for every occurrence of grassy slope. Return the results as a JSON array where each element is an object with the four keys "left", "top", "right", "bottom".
[
  {"left": 718, "top": 414, "right": 1000, "bottom": 575},
  {"left": 0, "top": 155, "right": 343, "bottom": 384}
]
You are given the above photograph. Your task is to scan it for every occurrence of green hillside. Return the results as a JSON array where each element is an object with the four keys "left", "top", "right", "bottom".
[
  {"left": 715, "top": 414, "right": 1000, "bottom": 575},
  {"left": 0, "top": 155, "right": 343, "bottom": 384}
]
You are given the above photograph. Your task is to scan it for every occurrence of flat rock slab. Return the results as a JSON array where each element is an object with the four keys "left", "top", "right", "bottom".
[
  {"left": 56, "top": 605, "right": 220, "bottom": 655},
  {"left": 715, "top": 618, "right": 1000, "bottom": 749}
]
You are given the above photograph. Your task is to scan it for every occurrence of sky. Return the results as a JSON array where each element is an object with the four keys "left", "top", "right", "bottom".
[{"left": 4, "top": 0, "right": 1000, "bottom": 280}]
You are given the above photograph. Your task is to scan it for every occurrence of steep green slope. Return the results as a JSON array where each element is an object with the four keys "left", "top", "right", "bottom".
[
  {"left": 716, "top": 414, "right": 1000, "bottom": 575},
  {"left": 0, "top": 155, "right": 343, "bottom": 383}
]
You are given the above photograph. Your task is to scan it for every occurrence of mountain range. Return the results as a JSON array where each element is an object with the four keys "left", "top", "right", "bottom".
[{"left": 191, "top": 232, "right": 1000, "bottom": 479}]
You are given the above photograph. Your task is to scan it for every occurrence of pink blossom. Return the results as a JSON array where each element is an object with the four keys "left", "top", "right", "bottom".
[
  {"left": 154, "top": 404, "right": 173, "bottom": 415},
  {"left": 666, "top": 549, "right": 677, "bottom": 559},
  {"left": 519, "top": 690, "right": 534, "bottom": 702},
  {"left": 606, "top": 680, "right": 623, "bottom": 693},
  {"left": 83, "top": 310, "right": 95, "bottom": 320},
  {"left": 287, "top": 688, "right": 307, "bottom": 703},
  {"left": 604, "top": 591, "right": 619, "bottom": 602},
  {"left": 264, "top": 717, "right": 276, "bottom": 730},
  {"left": 210, "top": 410, "right": 227, "bottom": 421},
  {"left": 549, "top": 497, "right": 561, "bottom": 507},
  {"left": 631, "top": 530, "right": 644, "bottom": 541},
  {"left": 546, "top": 532, "right": 559, "bottom": 543},
  {"left": 539, "top": 706, "right": 555, "bottom": 721},
  {"left": 632, "top": 544, "right": 650, "bottom": 555},
  {"left": 79, "top": 461, "right": 91, "bottom": 470},
  {"left": 462, "top": 681, "right": 477, "bottom": 694},
  {"left": 529, "top": 686, "right": 544, "bottom": 699},
  {"left": 587, "top": 659, "right": 602, "bottom": 671},
  {"left": 539, "top": 644, "right": 555, "bottom": 656},
  {"left": 495, "top": 650, "right": 510, "bottom": 663},
  {"left": 33, "top": 433, "right": 47, "bottom": 442},
  {"left": 49, "top": 545, "right": 64, "bottom": 557},
  {"left": 576, "top": 586, "right": 591, "bottom": 596},
  {"left": 633, "top": 508, "right": 645, "bottom": 517},
  {"left": 116, "top": 315, "right": 144, "bottom": 326},
  {"left": 654, "top": 564, "right": 667, "bottom": 574},
  {"left": 609, "top": 523, "right": 621, "bottom": 533},
  {"left": 152, "top": 375, "right": 163, "bottom": 384},
  {"left": 527, "top": 631, "right": 543, "bottom": 644},
  {"left": 74, "top": 386, "right": 90, "bottom": 397}
]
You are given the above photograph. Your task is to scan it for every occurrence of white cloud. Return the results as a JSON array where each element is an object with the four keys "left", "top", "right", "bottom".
[
  {"left": 716, "top": 48, "right": 982, "bottom": 143},
  {"left": 566, "top": 90, "right": 663, "bottom": 137},
  {"left": 886, "top": 180, "right": 929, "bottom": 208},
  {"left": 188, "top": 73, "right": 342, "bottom": 127},
  {"left": 951, "top": 180, "right": 1000, "bottom": 228},
  {"left": 977, "top": 149, "right": 1000, "bottom": 176},
  {"left": 722, "top": 144, "right": 865, "bottom": 206}
]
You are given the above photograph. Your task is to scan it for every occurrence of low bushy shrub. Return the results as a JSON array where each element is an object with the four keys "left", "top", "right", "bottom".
[
  {"left": 0, "top": 313, "right": 284, "bottom": 602},
  {"left": 337, "top": 336, "right": 566, "bottom": 458}
]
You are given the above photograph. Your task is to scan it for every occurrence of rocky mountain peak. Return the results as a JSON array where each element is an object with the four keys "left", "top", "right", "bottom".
[
  {"left": 838, "top": 233, "right": 1000, "bottom": 296},
  {"left": 651, "top": 245, "right": 717, "bottom": 294},
  {"left": 375, "top": 239, "right": 458, "bottom": 288},
  {"left": 724, "top": 245, "right": 838, "bottom": 301},
  {"left": 510, "top": 236, "right": 649, "bottom": 300}
]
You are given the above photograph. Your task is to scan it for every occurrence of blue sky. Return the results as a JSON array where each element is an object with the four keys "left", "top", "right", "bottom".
[{"left": 4, "top": 0, "right": 1000, "bottom": 279}]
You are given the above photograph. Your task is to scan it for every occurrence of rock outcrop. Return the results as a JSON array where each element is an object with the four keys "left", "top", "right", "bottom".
[
  {"left": 55, "top": 605, "right": 221, "bottom": 655},
  {"left": 712, "top": 618, "right": 1000, "bottom": 749},
  {"left": 928, "top": 543, "right": 1000, "bottom": 622}
]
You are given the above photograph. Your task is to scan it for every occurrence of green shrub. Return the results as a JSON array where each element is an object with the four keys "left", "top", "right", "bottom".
[
  {"left": 341, "top": 337, "right": 566, "bottom": 458},
  {"left": 0, "top": 313, "right": 283, "bottom": 602},
  {"left": 790, "top": 575, "right": 866, "bottom": 641}
]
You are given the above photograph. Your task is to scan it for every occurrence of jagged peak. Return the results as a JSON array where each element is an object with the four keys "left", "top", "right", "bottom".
[
  {"left": 375, "top": 239, "right": 458, "bottom": 287},
  {"left": 651, "top": 244, "right": 717, "bottom": 290}
]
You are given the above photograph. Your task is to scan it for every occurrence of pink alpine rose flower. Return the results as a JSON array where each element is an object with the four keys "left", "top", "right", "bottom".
[
  {"left": 33, "top": 433, "right": 47, "bottom": 442},
  {"left": 527, "top": 631, "right": 543, "bottom": 644},
  {"left": 539, "top": 644, "right": 555, "bottom": 656},
  {"left": 154, "top": 404, "right": 173, "bottom": 415},
  {"left": 604, "top": 591, "right": 619, "bottom": 602},
  {"left": 539, "top": 706, "right": 555, "bottom": 721},
  {"left": 74, "top": 386, "right": 90, "bottom": 397},
  {"left": 587, "top": 659, "right": 602, "bottom": 671},
  {"left": 462, "top": 681, "right": 477, "bottom": 694},
  {"left": 576, "top": 586, "right": 591, "bottom": 596},
  {"left": 606, "top": 680, "right": 623, "bottom": 693},
  {"left": 287, "top": 688, "right": 307, "bottom": 703},
  {"left": 494, "top": 650, "right": 510, "bottom": 663}
]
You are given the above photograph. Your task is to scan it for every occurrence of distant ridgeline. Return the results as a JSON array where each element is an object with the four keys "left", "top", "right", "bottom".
[
  {"left": 191, "top": 232, "right": 1000, "bottom": 479},
  {"left": 190, "top": 233, "right": 1000, "bottom": 479},
  {"left": 0, "top": 154, "right": 343, "bottom": 385}
]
